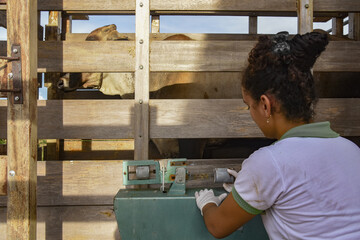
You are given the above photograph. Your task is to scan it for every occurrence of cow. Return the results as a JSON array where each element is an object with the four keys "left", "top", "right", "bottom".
[{"left": 58, "top": 24, "right": 242, "bottom": 158}]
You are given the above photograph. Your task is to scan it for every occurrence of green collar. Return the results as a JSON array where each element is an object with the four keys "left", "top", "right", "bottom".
[{"left": 279, "top": 121, "right": 339, "bottom": 141}]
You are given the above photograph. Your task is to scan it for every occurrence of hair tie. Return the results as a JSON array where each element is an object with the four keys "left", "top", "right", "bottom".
[{"left": 272, "top": 31, "right": 291, "bottom": 56}]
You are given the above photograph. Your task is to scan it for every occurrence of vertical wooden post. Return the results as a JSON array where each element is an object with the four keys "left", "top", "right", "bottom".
[
  {"left": 151, "top": 15, "right": 160, "bottom": 33},
  {"left": 332, "top": 17, "right": 343, "bottom": 37},
  {"left": 249, "top": 16, "right": 257, "bottom": 34},
  {"left": 45, "top": 11, "right": 62, "bottom": 100},
  {"left": 0, "top": 155, "right": 6, "bottom": 196},
  {"left": 297, "top": 0, "right": 313, "bottom": 34},
  {"left": 61, "top": 12, "right": 72, "bottom": 41},
  {"left": 6, "top": 0, "right": 38, "bottom": 239},
  {"left": 134, "top": 0, "right": 150, "bottom": 160},
  {"left": 349, "top": 13, "right": 360, "bottom": 40}
]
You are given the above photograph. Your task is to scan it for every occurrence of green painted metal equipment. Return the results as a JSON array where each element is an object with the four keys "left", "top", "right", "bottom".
[{"left": 115, "top": 159, "right": 269, "bottom": 240}]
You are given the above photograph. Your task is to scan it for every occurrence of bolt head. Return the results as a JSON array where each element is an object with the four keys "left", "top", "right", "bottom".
[
  {"left": 9, "top": 170, "right": 15, "bottom": 176},
  {"left": 139, "top": 65, "right": 144, "bottom": 70},
  {"left": 139, "top": 39, "right": 144, "bottom": 44},
  {"left": 12, "top": 48, "right": 18, "bottom": 54},
  {"left": 139, "top": 99, "right": 143, "bottom": 104},
  {"left": 305, "top": 4, "right": 309, "bottom": 8},
  {"left": 139, "top": 2, "right": 143, "bottom": 7},
  {"left": 14, "top": 96, "right": 19, "bottom": 101},
  {"left": 8, "top": 73, "right": 13, "bottom": 79}
]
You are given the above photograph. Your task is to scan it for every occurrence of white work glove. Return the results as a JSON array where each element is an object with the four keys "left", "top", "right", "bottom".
[
  {"left": 195, "top": 189, "right": 227, "bottom": 216},
  {"left": 223, "top": 169, "right": 238, "bottom": 193}
]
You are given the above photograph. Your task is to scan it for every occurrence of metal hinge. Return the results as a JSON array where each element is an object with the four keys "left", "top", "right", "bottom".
[{"left": 0, "top": 45, "right": 22, "bottom": 104}]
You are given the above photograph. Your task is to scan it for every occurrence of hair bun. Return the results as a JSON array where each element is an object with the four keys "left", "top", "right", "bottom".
[{"left": 289, "top": 31, "right": 329, "bottom": 71}]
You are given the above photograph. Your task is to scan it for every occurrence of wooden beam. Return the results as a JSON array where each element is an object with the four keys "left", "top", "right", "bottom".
[
  {"left": 0, "top": 59, "right": 8, "bottom": 98},
  {"left": 249, "top": 16, "right": 257, "bottom": 34},
  {"left": 37, "top": 0, "right": 360, "bottom": 13},
  {"left": 0, "top": 10, "right": 6, "bottom": 28},
  {"left": 0, "top": 159, "right": 242, "bottom": 206},
  {"left": 0, "top": 206, "right": 121, "bottom": 240},
  {"left": 6, "top": 0, "right": 38, "bottom": 239},
  {"left": 0, "top": 155, "right": 6, "bottom": 196},
  {"left": 315, "top": 41, "right": 360, "bottom": 72},
  {"left": 61, "top": 12, "right": 72, "bottom": 40},
  {"left": 349, "top": 13, "right": 360, "bottom": 40},
  {"left": 134, "top": 0, "right": 150, "bottom": 160},
  {"left": 38, "top": 41, "right": 135, "bottom": 72},
  {"left": 44, "top": 11, "right": 62, "bottom": 100},
  {"left": 37, "top": 41, "right": 360, "bottom": 72},
  {"left": 0, "top": 98, "right": 359, "bottom": 139},
  {"left": 149, "top": 99, "right": 360, "bottom": 138},
  {"left": 64, "top": 33, "right": 264, "bottom": 42},
  {"left": 332, "top": 17, "right": 343, "bottom": 36},
  {"left": 151, "top": 15, "right": 160, "bottom": 33},
  {"left": 297, "top": 0, "right": 313, "bottom": 34}
]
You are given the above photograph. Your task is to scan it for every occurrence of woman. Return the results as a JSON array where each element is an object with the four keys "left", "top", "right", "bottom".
[{"left": 195, "top": 31, "right": 360, "bottom": 239}]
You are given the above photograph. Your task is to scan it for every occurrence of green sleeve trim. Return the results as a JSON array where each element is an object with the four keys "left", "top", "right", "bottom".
[{"left": 231, "top": 187, "right": 263, "bottom": 215}]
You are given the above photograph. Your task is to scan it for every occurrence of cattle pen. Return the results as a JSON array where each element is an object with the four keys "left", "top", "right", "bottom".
[{"left": 0, "top": 0, "right": 359, "bottom": 239}]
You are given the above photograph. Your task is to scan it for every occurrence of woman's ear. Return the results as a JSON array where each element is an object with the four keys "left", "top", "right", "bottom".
[{"left": 260, "top": 94, "right": 272, "bottom": 118}]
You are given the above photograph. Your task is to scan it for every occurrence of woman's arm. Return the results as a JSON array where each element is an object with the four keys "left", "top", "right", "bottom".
[{"left": 202, "top": 192, "right": 256, "bottom": 239}]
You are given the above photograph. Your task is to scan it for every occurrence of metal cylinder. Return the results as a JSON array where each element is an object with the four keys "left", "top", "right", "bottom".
[
  {"left": 136, "top": 166, "right": 150, "bottom": 179},
  {"left": 214, "top": 168, "right": 235, "bottom": 183}
]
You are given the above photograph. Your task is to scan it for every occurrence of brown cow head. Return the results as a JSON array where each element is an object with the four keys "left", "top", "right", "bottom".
[{"left": 57, "top": 24, "right": 128, "bottom": 92}]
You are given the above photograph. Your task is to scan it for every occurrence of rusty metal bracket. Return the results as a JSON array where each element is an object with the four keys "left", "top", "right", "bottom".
[{"left": 0, "top": 45, "right": 22, "bottom": 104}]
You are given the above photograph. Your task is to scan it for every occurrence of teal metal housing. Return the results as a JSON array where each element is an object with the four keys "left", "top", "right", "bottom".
[{"left": 114, "top": 188, "right": 269, "bottom": 240}]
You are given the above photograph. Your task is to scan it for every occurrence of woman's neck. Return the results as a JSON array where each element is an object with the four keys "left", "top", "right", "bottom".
[{"left": 272, "top": 114, "right": 307, "bottom": 140}]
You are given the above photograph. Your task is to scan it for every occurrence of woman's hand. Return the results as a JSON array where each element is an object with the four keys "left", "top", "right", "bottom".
[
  {"left": 195, "top": 189, "right": 227, "bottom": 215},
  {"left": 223, "top": 169, "right": 238, "bottom": 192}
]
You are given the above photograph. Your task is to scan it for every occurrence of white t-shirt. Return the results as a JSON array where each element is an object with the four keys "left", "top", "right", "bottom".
[{"left": 232, "top": 122, "right": 360, "bottom": 240}]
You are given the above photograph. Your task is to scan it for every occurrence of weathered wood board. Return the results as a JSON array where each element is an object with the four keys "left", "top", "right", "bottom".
[
  {"left": 0, "top": 159, "right": 243, "bottom": 206},
  {"left": 37, "top": 0, "right": 360, "bottom": 12},
  {"left": 0, "top": 206, "right": 121, "bottom": 240},
  {"left": 0, "top": 156, "right": 6, "bottom": 196},
  {"left": 37, "top": 41, "right": 360, "bottom": 72},
  {"left": 7, "top": 0, "right": 38, "bottom": 239},
  {"left": 0, "top": 99, "right": 359, "bottom": 139}
]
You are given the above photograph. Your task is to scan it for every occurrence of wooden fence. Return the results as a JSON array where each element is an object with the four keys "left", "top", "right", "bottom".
[{"left": 0, "top": 0, "right": 359, "bottom": 239}]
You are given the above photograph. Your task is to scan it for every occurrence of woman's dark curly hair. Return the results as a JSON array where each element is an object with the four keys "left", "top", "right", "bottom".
[{"left": 242, "top": 31, "right": 329, "bottom": 123}]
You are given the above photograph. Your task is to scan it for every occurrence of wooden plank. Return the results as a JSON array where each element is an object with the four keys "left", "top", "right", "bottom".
[
  {"left": 0, "top": 156, "right": 6, "bottom": 196},
  {"left": 332, "top": 17, "right": 343, "bottom": 37},
  {"left": 315, "top": 41, "right": 360, "bottom": 72},
  {"left": 151, "top": 15, "right": 160, "bottom": 33},
  {"left": 44, "top": 11, "right": 62, "bottom": 100},
  {"left": 7, "top": 0, "right": 38, "bottom": 239},
  {"left": 0, "top": 59, "right": 8, "bottom": 98},
  {"left": 349, "top": 13, "right": 360, "bottom": 40},
  {"left": 0, "top": 41, "right": 5, "bottom": 56},
  {"left": 65, "top": 33, "right": 261, "bottom": 42},
  {"left": 149, "top": 99, "right": 360, "bottom": 138},
  {"left": 297, "top": 0, "right": 313, "bottom": 34},
  {"left": 0, "top": 206, "right": 121, "bottom": 240},
  {"left": 38, "top": 41, "right": 135, "bottom": 72},
  {"left": 0, "top": 10, "right": 6, "bottom": 28},
  {"left": 61, "top": 13, "right": 72, "bottom": 41},
  {"left": 0, "top": 159, "right": 242, "bottom": 206},
  {"left": 37, "top": 41, "right": 360, "bottom": 72},
  {"left": 249, "top": 16, "right": 257, "bottom": 34},
  {"left": 0, "top": 99, "right": 359, "bottom": 139},
  {"left": 150, "top": 40, "right": 254, "bottom": 72},
  {"left": 37, "top": 0, "right": 360, "bottom": 13},
  {"left": 0, "top": 99, "right": 134, "bottom": 139},
  {"left": 134, "top": 0, "right": 150, "bottom": 160}
]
